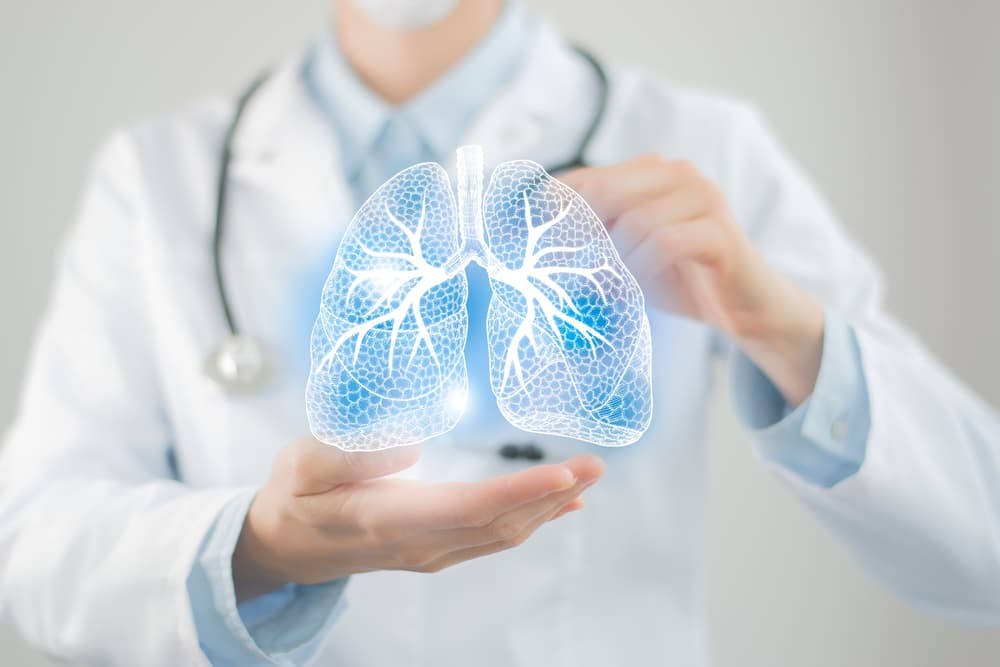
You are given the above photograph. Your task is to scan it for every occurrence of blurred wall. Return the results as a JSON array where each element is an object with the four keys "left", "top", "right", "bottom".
[{"left": 1, "top": 1, "right": 997, "bottom": 665}]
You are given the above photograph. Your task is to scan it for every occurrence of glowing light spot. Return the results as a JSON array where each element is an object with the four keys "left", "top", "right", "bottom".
[{"left": 447, "top": 386, "right": 468, "bottom": 414}]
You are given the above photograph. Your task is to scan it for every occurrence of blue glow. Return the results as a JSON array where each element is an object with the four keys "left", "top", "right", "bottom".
[{"left": 305, "top": 146, "right": 652, "bottom": 450}]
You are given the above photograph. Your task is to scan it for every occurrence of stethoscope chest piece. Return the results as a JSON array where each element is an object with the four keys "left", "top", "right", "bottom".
[{"left": 204, "top": 334, "right": 270, "bottom": 393}]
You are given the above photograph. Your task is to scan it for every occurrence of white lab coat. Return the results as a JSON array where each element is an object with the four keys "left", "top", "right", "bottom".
[{"left": 1, "top": 20, "right": 998, "bottom": 667}]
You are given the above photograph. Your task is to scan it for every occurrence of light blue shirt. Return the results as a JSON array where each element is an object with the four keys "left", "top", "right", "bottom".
[{"left": 187, "top": 4, "right": 871, "bottom": 663}]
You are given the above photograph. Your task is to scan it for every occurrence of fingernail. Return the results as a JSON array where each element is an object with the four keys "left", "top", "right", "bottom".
[
  {"left": 556, "top": 467, "right": 576, "bottom": 490},
  {"left": 553, "top": 503, "right": 584, "bottom": 519}
]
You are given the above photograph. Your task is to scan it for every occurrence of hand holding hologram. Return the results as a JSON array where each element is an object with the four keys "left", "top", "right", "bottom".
[{"left": 306, "top": 146, "right": 652, "bottom": 450}]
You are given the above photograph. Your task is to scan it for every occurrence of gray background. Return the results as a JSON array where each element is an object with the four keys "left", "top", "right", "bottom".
[{"left": 2, "top": 1, "right": 998, "bottom": 665}]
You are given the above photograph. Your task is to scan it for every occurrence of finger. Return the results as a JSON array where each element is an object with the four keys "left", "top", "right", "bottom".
[
  {"left": 554, "top": 167, "right": 584, "bottom": 185},
  {"left": 560, "top": 156, "right": 697, "bottom": 222},
  {"left": 551, "top": 497, "right": 584, "bottom": 519},
  {"left": 349, "top": 463, "right": 571, "bottom": 531},
  {"left": 444, "top": 475, "right": 597, "bottom": 550},
  {"left": 624, "top": 217, "right": 727, "bottom": 271},
  {"left": 608, "top": 190, "right": 710, "bottom": 258},
  {"left": 560, "top": 164, "right": 665, "bottom": 221},
  {"left": 417, "top": 454, "right": 603, "bottom": 529},
  {"left": 305, "top": 453, "right": 597, "bottom": 536},
  {"left": 550, "top": 453, "right": 605, "bottom": 485},
  {"left": 558, "top": 154, "right": 673, "bottom": 190},
  {"left": 433, "top": 455, "right": 603, "bottom": 550},
  {"left": 558, "top": 164, "right": 658, "bottom": 223},
  {"left": 283, "top": 436, "right": 422, "bottom": 496},
  {"left": 416, "top": 488, "right": 584, "bottom": 573}
]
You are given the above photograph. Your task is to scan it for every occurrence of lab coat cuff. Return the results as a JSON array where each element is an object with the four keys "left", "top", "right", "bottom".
[
  {"left": 731, "top": 308, "right": 871, "bottom": 488},
  {"left": 188, "top": 489, "right": 348, "bottom": 666}
]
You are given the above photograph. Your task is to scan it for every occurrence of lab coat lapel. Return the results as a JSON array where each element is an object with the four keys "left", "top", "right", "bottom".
[
  {"left": 202, "top": 48, "right": 355, "bottom": 483},
  {"left": 227, "top": 48, "right": 353, "bottom": 247},
  {"left": 460, "top": 20, "right": 603, "bottom": 171},
  {"left": 217, "top": 44, "right": 355, "bottom": 352},
  {"left": 223, "top": 23, "right": 596, "bottom": 236}
]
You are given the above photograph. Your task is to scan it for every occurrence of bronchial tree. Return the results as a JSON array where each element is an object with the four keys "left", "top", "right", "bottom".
[
  {"left": 489, "top": 191, "right": 618, "bottom": 395},
  {"left": 306, "top": 146, "right": 652, "bottom": 451},
  {"left": 326, "top": 199, "right": 447, "bottom": 374}
]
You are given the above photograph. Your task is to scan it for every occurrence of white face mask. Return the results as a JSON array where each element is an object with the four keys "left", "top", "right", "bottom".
[{"left": 349, "top": 0, "right": 461, "bottom": 30}]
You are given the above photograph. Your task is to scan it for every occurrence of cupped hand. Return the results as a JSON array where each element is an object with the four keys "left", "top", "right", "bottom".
[{"left": 233, "top": 436, "right": 604, "bottom": 601}]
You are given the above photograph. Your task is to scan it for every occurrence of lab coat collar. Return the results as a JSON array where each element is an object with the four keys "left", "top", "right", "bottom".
[
  {"left": 229, "top": 16, "right": 591, "bottom": 177},
  {"left": 305, "top": 2, "right": 535, "bottom": 178},
  {"left": 458, "top": 18, "right": 598, "bottom": 169},
  {"left": 401, "top": 3, "right": 536, "bottom": 161},
  {"left": 303, "top": 31, "right": 387, "bottom": 179},
  {"left": 228, "top": 49, "right": 338, "bottom": 170}
]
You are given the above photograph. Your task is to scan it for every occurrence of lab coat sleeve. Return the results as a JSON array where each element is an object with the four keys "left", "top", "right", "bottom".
[
  {"left": 188, "top": 490, "right": 348, "bottom": 665},
  {"left": 730, "top": 308, "right": 869, "bottom": 488},
  {"left": 723, "top": 104, "right": 1000, "bottom": 624},
  {"left": 0, "top": 131, "right": 242, "bottom": 665}
]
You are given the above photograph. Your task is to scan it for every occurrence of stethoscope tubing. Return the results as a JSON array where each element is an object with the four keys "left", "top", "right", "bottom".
[{"left": 208, "top": 45, "right": 608, "bottom": 389}]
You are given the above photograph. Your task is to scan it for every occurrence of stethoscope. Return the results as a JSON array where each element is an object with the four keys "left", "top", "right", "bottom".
[{"left": 205, "top": 45, "right": 609, "bottom": 393}]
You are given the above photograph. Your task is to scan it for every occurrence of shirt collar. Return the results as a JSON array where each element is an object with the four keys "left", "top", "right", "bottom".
[{"left": 304, "top": 2, "right": 534, "bottom": 178}]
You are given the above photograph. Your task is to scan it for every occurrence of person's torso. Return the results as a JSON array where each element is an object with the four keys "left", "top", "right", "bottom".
[{"left": 120, "top": 20, "right": 752, "bottom": 665}]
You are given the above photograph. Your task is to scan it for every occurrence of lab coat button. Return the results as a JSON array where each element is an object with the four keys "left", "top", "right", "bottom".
[
  {"left": 830, "top": 418, "right": 849, "bottom": 441},
  {"left": 499, "top": 443, "right": 522, "bottom": 459},
  {"left": 498, "top": 443, "right": 546, "bottom": 460},
  {"left": 522, "top": 444, "right": 545, "bottom": 461}
]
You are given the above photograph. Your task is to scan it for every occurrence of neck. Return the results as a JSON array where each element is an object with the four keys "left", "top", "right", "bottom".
[{"left": 336, "top": 0, "right": 504, "bottom": 105}]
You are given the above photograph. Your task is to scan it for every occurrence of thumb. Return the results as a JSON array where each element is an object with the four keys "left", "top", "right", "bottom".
[{"left": 282, "top": 436, "right": 422, "bottom": 496}]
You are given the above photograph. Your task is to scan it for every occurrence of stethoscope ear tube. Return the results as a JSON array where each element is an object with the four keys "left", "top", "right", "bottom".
[
  {"left": 545, "top": 45, "right": 609, "bottom": 175},
  {"left": 207, "top": 73, "right": 271, "bottom": 392},
  {"left": 206, "top": 46, "right": 608, "bottom": 392},
  {"left": 212, "top": 72, "right": 270, "bottom": 340}
]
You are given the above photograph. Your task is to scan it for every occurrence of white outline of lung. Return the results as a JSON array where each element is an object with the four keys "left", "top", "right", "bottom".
[{"left": 306, "top": 146, "right": 652, "bottom": 450}]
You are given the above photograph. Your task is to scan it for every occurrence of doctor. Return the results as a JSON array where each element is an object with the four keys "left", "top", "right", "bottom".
[{"left": 1, "top": 0, "right": 998, "bottom": 665}]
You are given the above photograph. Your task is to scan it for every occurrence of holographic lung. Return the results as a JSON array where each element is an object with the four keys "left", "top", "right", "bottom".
[
  {"left": 305, "top": 163, "right": 469, "bottom": 450},
  {"left": 306, "top": 146, "right": 652, "bottom": 450},
  {"left": 482, "top": 161, "right": 652, "bottom": 446}
]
